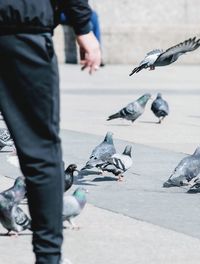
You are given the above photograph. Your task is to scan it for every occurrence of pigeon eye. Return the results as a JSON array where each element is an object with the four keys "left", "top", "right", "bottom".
[{"left": 94, "top": 157, "right": 97, "bottom": 160}]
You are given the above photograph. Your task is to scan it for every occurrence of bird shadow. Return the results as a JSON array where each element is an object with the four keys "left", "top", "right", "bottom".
[
  {"left": 92, "top": 176, "right": 117, "bottom": 182},
  {"left": 74, "top": 179, "right": 98, "bottom": 186},
  {"left": 139, "top": 120, "right": 158, "bottom": 124},
  {"left": 0, "top": 150, "right": 15, "bottom": 153},
  {"left": 106, "top": 124, "right": 131, "bottom": 127},
  {"left": 188, "top": 115, "right": 200, "bottom": 119},
  {"left": 0, "top": 232, "right": 31, "bottom": 237},
  {"left": 77, "top": 170, "right": 102, "bottom": 178}
]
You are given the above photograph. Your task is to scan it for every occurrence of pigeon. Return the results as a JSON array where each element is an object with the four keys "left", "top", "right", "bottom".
[
  {"left": 151, "top": 93, "right": 169, "bottom": 123},
  {"left": 129, "top": 37, "right": 200, "bottom": 75},
  {"left": 82, "top": 132, "right": 116, "bottom": 170},
  {"left": 163, "top": 146, "right": 200, "bottom": 188},
  {"left": 0, "top": 198, "right": 31, "bottom": 235},
  {"left": 64, "top": 164, "right": 78, "bottom": 192},
  {"left": 107, "top": 93, "right": 151, "bottom": 123},
  {"left": 0, "top": 128, "right": 14, "bottom": 151},
  {"left": 63, "top": 187, "right": 87, "bottom": 229},
  {"left": 0, "top": 179, "right": 31, "bottom": 235},
  {"left": 0, "top": 128, "right": 12, "bottom": 141},
  {"left": 1, "top": 177, "right": 26, "bottom": 203},
  {"left": 101, "top": 145, "right": 133, "bottom": 181}
]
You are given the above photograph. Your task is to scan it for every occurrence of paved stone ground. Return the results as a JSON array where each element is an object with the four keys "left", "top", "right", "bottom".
[{"left": 0, "top": 64, "right": 200, "bottom": 264}]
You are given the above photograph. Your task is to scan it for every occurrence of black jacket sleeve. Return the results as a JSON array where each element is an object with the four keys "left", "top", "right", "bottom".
[{"left": 55, "top": 0, "right": 92, "bottom": 35}]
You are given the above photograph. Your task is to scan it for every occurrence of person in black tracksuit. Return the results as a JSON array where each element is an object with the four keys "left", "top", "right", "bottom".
[{"left": 0, "top": 1, "right": 101, "bottom": 264}]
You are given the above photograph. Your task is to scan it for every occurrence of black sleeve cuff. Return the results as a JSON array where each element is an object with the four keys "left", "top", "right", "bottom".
[{"left": 73, "top": 21, "right": 91, "bottom": 35}]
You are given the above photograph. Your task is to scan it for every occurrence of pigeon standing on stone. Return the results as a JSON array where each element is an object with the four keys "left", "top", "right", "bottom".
[
  {"left": 63, "top": 187, "right": 87, "bottom": 229},
  {"left": 107, "top": 93, "right": 151, "bottom": 123},
  {"left": 101, "top": 145, "right": 133, "bottom": 181},
  {"left": 82, "top": 132, "right": 116, "bottom": 170},
  {"left": 64, "top": 164, "right": 78, "bottom": 192},
  {"left": 151, "top": 93, "right": 169, "bottom": 123},
  {"left": 0, "top": 178, "right": 31, "bottom": 235},
  {"left": 129, "top": 37, "right": 200, "bottom": 75},
  {"left": 0, "top": 128, "right": 14, "bottom": 151},
  {"left": 163, "top": 146, "right": 200, "bottom": 188}
]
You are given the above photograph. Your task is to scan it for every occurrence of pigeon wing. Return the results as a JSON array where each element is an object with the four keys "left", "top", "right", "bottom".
[
  {"left": 156, "top": 37, "right": 200, "bottom": 62},
  {"left": 63, "top": 196, "right": 80, "bottom": 220},
  {"left": 14, "top": 206, "right": 31, "bottom": 231}
]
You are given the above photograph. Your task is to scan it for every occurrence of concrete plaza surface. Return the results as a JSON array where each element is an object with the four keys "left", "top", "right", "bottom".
[{"left": 0, "top": 64, "right": 200, "bottom": 264}]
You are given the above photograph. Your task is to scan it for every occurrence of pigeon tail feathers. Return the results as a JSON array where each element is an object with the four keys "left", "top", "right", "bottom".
[{"left": 107, "top": 112, "right": 121, "bottom": 121}]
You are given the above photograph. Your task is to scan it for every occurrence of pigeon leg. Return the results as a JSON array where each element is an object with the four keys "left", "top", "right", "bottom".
[
  {"left": 5, "top": 230, "right": 18, "bottom": 237},
  {"left": 99, "top": 170, "right": 106, "bottom": 176},
  {"left": 117, "top": 175, "right": 124, "bottom": 182},
  {"left": 149, "top": 65, "right": 155, "bottom": 70},
  {"left": 11, "top": 146, "right": 17, "bottom": 155},
  {"left": 5, "top": 230, "right": 11, "bottom": 236},
  {"left": 68, "top": 218, "right": 80, "bottom": 230},
  {"left": 158, "top": 118, "right": 162, "bottom": 124},
  {"left": 10, "top": 231, "right": 19, "bottom": 238}
]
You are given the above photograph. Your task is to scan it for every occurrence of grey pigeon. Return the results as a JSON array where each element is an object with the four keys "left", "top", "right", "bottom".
[
  {"left": 0, "top": 199, "right": 31, "bottom": 235},
  {"left": 1, "top": 177, "right": 26, "bottom": 203},
  {"left": 101, "top": 145, "right": 133, "bottom": 181},
  {"left": 151, "top": 93, "right": 169, "bottom": 123},
  {"left": 0, "top": 128, "right": 14, "bottom": 151},
  {"left": 129, "top": 37, "right": 200, "bottom": 75},
  {"left": 107, "top": 93, "right": 151, "bottom": 123},
  {"left": 64, "top": 164, "right": 78, "bottom": 192},
  {"left": 82, "top": 132, "right": 116, "bottom": 170},
  {"left": 63, "top": 187, "right": 87, "bottom": 229},
  {"left": 0, "top": 179, "right": 31, "bottom": 235},
  {"left": 163, "top": 146, "right": 200, "bottom": 188}
]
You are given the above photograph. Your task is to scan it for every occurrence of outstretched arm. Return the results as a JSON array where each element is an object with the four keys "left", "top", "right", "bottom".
[{"left": 76, "top": 31, "right": 101, "bottom": 74}]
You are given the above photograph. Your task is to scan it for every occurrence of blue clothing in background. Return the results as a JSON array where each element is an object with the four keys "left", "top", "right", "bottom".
[{"left": 60, "top": 10, "right": 101, "bottom": 44}]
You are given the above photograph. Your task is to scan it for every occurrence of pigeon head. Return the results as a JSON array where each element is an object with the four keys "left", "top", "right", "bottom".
[
  {"left": 122, "top": 145, "right": 132, "bottom": 157},
  {"left": 13, "top": 177, "right": 27, "bottom": 202},
  {"left": 156, "top": 93, "right": 162, "bottom": 99},
  {"left": 14, "top": 177, "right": 26, "bottom": 189},
  {"left": 65, "top": 164, "right": 78, "bottom": 174},
  {"left": 104, "top": 131, "right": 114, "bottom": 144},
  {"left": 73, "top": 187, "right": 88, "bottom": 208},
  {"left": 137, "top": 93, "right": 151, "bottom": 107}
]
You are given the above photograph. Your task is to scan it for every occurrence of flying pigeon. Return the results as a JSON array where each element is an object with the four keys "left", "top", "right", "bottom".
[
  {"left": 0, "top": 179, "right": 31, "bottom": 235},
  {"left": 0, "top": 128, "right": 14, "bottom": 151},
  {"left": 63, "top": 187, "right": 87, "bottom": 229},
  {"left": 129, "top": 37, "right": 200, "bottom": 75},
  {"left": 163, "top": 146, "right": 200, "bottom": 188},
  {"left": 101, "top": 145, "right": 133, "bottom": 181},
  {"left": 151, "top": 93, "right": 169, "bottom": 123},
  {"left": 82, "top": 132, "right": 116, "bottom": 170},
  {"left": 107, "top": 93, "right": 151, "bottom": 123},
  {"left": 64, "top": 164, "right": 78, "bottom": 192}
]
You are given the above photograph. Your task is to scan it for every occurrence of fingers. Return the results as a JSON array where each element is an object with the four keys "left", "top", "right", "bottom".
[{"left": 80, "top": 52, "right": 101, "bottom": 74}]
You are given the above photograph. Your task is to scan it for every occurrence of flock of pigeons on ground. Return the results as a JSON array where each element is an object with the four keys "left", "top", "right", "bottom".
[{"left": 0, "top": 36, "right": 200, "bottom": 235}]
